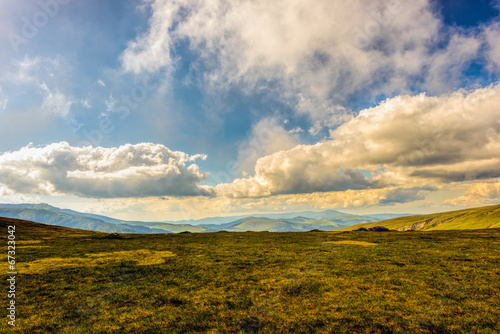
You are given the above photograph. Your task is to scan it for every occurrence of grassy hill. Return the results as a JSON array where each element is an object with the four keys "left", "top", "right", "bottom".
[
  {"left": 2, "top": 216, "right": 499, "bottom": 333},
  {"left": 343, "top": 204, "right": 500, "bottom": 231}
]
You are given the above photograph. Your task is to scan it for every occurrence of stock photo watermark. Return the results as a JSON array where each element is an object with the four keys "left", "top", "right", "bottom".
[
  {"left": 7, "top": 0, "right": 73, "bottom": 54},
  {"left": 6, "top": 225, "right": 16, "bottom": 327}
]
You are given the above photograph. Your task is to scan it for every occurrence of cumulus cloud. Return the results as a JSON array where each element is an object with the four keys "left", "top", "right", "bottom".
[
  {"left": 218, "top": 84, "right": 500, "bottom": 197},
  {"left": 0, "top": 142, "right": 212, "bottom": 198},
  {"left": 236, "top": 116, "right": 299, "bottom": 175},
  {"left": 446, "top": 180, "right": 500, "bottom": 206},
  {"left": 281, "top": 186, "right": 433, "bottom": 208},
  {"left": 121, "top": 0, "right": 492, "bottom": 124}
]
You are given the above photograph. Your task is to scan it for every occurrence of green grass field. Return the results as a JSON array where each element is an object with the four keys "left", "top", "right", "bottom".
[{"left": 2, "top": 217, "right": 500, "bottom": 333}]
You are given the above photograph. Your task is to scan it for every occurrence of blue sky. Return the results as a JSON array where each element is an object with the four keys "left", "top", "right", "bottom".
[{"left": 1, "top": 0, "right": 500, "bottom": 221}]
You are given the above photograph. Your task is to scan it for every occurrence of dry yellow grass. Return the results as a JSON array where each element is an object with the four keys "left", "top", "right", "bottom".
[
  {"left": 19, "top": 250, "right": 176, "bottom": 274},
  {"left": 16, "top": 240, "right": 43, "bottom": 245},
  {"left": 323, "top": 240, "right": 377, "bottom": 246}
]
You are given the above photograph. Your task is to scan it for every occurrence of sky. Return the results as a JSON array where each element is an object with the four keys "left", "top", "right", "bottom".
[{"left": 0, "top": 0, "right": 500, "bottom": 221}]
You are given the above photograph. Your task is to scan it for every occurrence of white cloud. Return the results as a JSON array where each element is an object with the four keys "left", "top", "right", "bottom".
[
  {"left": 5, "top": 56, "right": 62, "bottom": 84},
  {"left": 121, "top": 0, "right": 493, "bottom": 125},
  {"left": 446, "top": 180, "right": 500, "bottom": 206},
  {"left": 105, "top": 94, "right": 115, "bottom": 112},
  {"left": 0, "top": 185, "right": 35, "bottom": 204},
  {"left": 121, "top": 0, "right": 176, "bottom": 74},
  {"left": 235, "top": 116, "right": 299, "bottom": 175},
  {"left": 40, "top": 83, "right": 73, "bottom": 118},
  {"left": 81, "top": 99, "right": 92, "bottom": 109},
  {"left": 288, "top": 127, "right": 304, "bottom": 134},
  {"left": 297, "top": 93, "right": 354, "bottom": 135},
  {"left": 1, "top": 56, "right": 75, "bottom": 118},
  {"left": 218, "top": 84, "right": 500, "bottom": 198},
  {"left": 485, "top": 22, "right": 500, "bottom": 70},
  {"left": 422, "top": 34, "right": 481, "bottom": 93},
  {"left": 0, "top": 142, "right": 212, "bottom": 198}
]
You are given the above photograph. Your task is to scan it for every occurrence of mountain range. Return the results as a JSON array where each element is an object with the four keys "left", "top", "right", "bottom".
[{"left": 0, "top": 203, "right": 408, "bottom": 233}]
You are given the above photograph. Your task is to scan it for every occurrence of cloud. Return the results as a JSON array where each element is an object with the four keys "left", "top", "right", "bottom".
[
  {"left": 485, "top": 22, "right": 500, "bottom": 70},
  {"left": 121, "top": 0, "right": 176, "bottom": 74},
  {"left": 288, "top": 127, "right": 304, "bottom": 134},
  {"left": 5, "top": 56, "right": 62, "bottom": 84},
  {"left": 422, "top": 34, "right": 481, "bottom": 93},
  {"left": 236, "top": 116, "right": 299, "bottom": 175},
  {"left": 40, "top": 83, "right": 73, "bottom": 118},
  {"left": 218, "top": 84, "right": 500, "bottom": 197},
  {"left": 91, "top": 184, "right": 432, "bottom": 221},
  {"left": 282, "top": 186, "right": 433, "bottom": 208},
  {"left": 121, "top": 0, "right": 493, "bottom": 124},
  {"left": 0, "top": 142, "right": 212, "bottom": 198},
  {"left": 0, "top": 185, "right": 36, "bottom": 204},
  {"left": 1, "top": 56, "right": 76, "bottom": 119},
  {"left": 446, "top": 180, "right": 500, "bottom": 206},
  {"left": 81, "top": 99, "right": 92, "bottom": 109}
]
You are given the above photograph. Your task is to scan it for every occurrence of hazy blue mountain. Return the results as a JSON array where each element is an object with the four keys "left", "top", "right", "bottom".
[
  {"left": 160, "top": 209, "right": 348, "bottom": 226},
  {"left": 222, "top": 218, "right": 349, "bottom": 232},
  {"left": 0, "top": 206, "right": 165, "bottom": 234},
  {"left": 322, "top": 215, "right": 378, "bottom": 224},
  {"left": 0, "top": 203, "right": 413, "bottom": 233},
  {"left": 365, "top": 213, "right": 414, "bottom": 220},
  {"left": 199, "top": 217, "right": 274, "bottom": 230},
  {"left": 0, "top": 203, "right": 133, "bottom": 225}
]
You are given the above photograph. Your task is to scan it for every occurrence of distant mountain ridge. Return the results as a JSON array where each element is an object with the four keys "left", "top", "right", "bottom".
[
  {"left": 0, "top": 203, "right": 409, "bottom": 233},
  {"left": 0, "top": 206, "right": 164, "bottom": 234}
]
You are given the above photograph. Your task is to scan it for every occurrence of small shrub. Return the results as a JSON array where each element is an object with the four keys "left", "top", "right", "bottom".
[
  {"left": 153, "top": 295, "right": 186, "bottom": 307},
  {"left": 239, "top": 316, "right": 263, "bottom": 332},
  {"left": 368, "top": 226, "right": 390, "bottom": 232},
  {"left": 103, "top": 233, "right": 123, "bottom": 239}
]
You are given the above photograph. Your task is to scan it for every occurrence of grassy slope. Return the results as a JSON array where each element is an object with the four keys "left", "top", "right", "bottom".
[
  {"left": 1, "top": 216, "right": 500, "bottom": 333},
  {"left": 343, "top": 204, "right": 500, "bottom": 231},
  {"left": 0, "top": 216, "right": 102, "bottom": 236}
]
